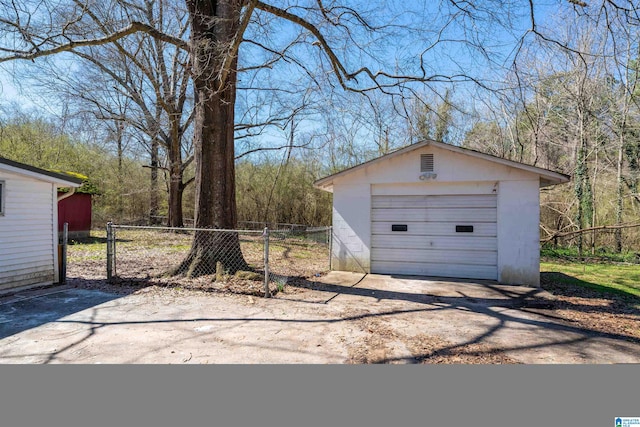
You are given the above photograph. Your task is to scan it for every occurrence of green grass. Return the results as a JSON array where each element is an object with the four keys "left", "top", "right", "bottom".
[
  {"left": 541, "top": 246, "right": 640, "bottom": 263},
  {"left": 67, "top": 234, "right": 106, "bottom": 262},
  {"left": 541, "top": 260, "right": 640, "bottom": 298}
]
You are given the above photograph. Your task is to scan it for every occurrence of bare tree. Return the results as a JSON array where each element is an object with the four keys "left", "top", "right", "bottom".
[
  {"left": 13, "top": 0, "right": 195, "bottom": 227},
  {"left": 6, "top": 0, "right": 638, "bottom": 274},
  {"left": 607, "top": 36, "right": 640, "bottom": 252},
  {"left": 409, "top": 89, "right": 457, "bottom": 144}
]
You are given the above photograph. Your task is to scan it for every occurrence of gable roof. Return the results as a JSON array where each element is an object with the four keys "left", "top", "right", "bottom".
[
  {"left": 0, "top": 157, "right": 83, "bottom": 187},
  {"left": 314, "top": 140, "right": 571, "bottom": 191}
]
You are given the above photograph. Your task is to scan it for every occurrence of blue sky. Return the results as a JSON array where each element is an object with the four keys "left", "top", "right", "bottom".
[
  {"left": 0, "top": 0, "right": 561, "bottom": 151},
  {"left": 1, "top": 65, "right": 33, "bottom": 109}
]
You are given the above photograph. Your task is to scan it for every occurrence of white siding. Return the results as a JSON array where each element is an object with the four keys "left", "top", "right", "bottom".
[{"left": 0, "top": 171, "right": 56, "bottom": 291}]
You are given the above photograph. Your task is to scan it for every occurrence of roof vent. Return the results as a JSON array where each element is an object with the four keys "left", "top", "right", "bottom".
[{"left": 421, "top": 154, "right": 434, "bottom": 172}]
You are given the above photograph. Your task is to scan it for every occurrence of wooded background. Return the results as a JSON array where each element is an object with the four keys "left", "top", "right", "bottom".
[{"left": 1, "top": 0, "right": 640, "bottom": 256}]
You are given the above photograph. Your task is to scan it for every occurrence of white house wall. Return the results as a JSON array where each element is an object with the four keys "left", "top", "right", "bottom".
[
  {"left": 0, "top": 170, "right": 56, "bottom": 291},
  {"left": 330, "top": 145, "right": 543, "bottom": 286}
]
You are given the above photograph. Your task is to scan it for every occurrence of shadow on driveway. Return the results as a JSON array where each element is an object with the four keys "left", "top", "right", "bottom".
[
  {"left": 282, "top": 272, "right": 640, "bottom": 363},
  {"left": 0, "top": 288, "right": 122, "bottom": 339},
  {"left": 2, "top": 272, "right": 639, "bottom": 364}
]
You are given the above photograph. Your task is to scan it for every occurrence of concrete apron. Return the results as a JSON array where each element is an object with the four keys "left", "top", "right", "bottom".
[{"left": 0, "top": 272, "right": 638, "bottom": 364}]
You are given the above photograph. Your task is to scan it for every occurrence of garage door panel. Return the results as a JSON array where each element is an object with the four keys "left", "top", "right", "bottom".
[
  {"left": 372, "top": 221, "right": 497, "bottom": 237},
  {"left": 371, "top": 261, "right": 497, "bottom": 280},
  {"left": 372, "top": 207, "right": 496, "bottom": 223},
  {"left": 371, "top": 248, "right": 497, "bottom": 265},
  {"left": 371, "top": 194, "right": 498, "bottom": 281},
  {"left": 372, "top": 195, "right": 497, "bottom": 209},
  {"left": 372, "top": 235, "right": 496, "bottom": 251}
]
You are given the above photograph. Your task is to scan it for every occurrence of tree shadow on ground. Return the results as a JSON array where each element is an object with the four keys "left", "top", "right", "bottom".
[
  {"left": 0, "top": 284, "right": 126, "bottom": 340},
  {"left": 3, "top": 274, "right": 639, "bottom": 364},
  {"left": 287, "top": 273, "right": 640, "bottom": 318},
  {"left": 284, "top": 274, "right": 640, "bottom": 363},
  {"left": 0, "top": 274, "right": 208, "bottom": 341},
  {"left": 541, "top": 271, "right": 640, "bottom": 302}
]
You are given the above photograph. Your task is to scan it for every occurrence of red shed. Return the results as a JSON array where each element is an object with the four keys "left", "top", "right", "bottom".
[{"left": 58, "top": 191, "right": 92, "bottom": 239}]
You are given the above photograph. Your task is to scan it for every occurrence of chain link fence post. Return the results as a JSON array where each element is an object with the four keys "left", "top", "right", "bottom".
[
  {"left": 263, "top": 226, "right": 271, "bottom": 298},
  {"left": 106, "top": 222, "right": 114, "bottom": 282}
]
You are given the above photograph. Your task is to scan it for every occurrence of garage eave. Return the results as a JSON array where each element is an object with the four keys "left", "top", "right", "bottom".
[
  {"left": 313, "top": 182, "right": 334, "bottom": 193},
  {"left": 540, "top": 176, "right": 570, "bottom": 188},
  {"left": 313, "top": 140, "right": 571, "bottom": 191}
]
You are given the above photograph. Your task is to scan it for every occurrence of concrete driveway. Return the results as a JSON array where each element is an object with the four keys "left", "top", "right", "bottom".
[{"left": 1, "top": 272, "right": 639, "bottom": 364}]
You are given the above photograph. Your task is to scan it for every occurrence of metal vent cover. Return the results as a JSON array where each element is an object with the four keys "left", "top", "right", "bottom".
[{"left": 420, "top": 154, "right": 434, "bottom": 172}]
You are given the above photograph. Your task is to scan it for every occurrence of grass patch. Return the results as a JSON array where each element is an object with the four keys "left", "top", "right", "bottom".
[
  {"left": 541, "top": 246, "right": 640, "bottom": 264},
  {"left": 68, "top": 240, "right": 104, "bottom": 253},
  {"left": 541, "top": 261, "right": 640, "bottom": 299},
  {"left": 67, "top": 232, "right": 107, "bottom": 262}
]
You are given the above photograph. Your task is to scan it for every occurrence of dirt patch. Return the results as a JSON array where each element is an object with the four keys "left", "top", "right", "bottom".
[
  {"left": 345, "top": 311, "right": 520, "bottom": 364},
  {"left": 536, "top": 276, "right": 640, "bottom": 342}
]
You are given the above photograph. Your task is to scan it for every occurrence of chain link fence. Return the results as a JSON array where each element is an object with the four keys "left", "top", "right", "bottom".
[
  {"left": 265, "top": 226, "right": 332, "bottom": 290},
  {"left": 103, "top": 224, "right": 331, "bottom": 297},
  {"left": 145, "top": 217, "right": 313, "bottom": 232}
]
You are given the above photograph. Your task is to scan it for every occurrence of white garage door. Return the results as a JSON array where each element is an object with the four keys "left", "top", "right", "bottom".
[{"left": 371, "top": 194, "right": 498, "bottom": 280}]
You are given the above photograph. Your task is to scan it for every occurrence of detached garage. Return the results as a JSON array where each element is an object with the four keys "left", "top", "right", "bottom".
[{"left": 314, "top": 140, "right": 570, "bottom": 287}]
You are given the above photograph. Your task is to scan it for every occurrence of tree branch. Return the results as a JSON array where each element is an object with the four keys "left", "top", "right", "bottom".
[
  {"left": 255, "top": 0, "right": 351, "bottom": 89},
  {"left": 541, "top": 223, "right": 640, "bottom": 243},
  {"left": 218, "top": 0, "right": 258, "bottom": 92},
  {"left": 0, "top": 20, "right": 188, "bottom": 63}
]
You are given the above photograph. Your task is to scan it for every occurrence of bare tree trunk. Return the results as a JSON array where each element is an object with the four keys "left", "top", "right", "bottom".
[
  {"left": 591, "top": 145, "right": 598, "bottom": 255},
  {"left": 167, "top": 162, "right": 185, "bottom": 228},
  {"left": 575, "top": 129, "right": 584, "bottom": 255},
  {"left": 149, "top": 137, "right": 160, "bottom": 225},
  {"left": 166, "top": 110, "right": 187, "bottom": 227},
  {"left": 167, "top": 144, "right": 185, "bottom": 228},
  {"left": 615, "top": 131, "right": 625, "bottom": 252},
  {"left": 116, "top": 120, "right": 124, "bottom": 221},
  {"left": 173, "top": 0, "right": 248, "bottom": 277}
]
